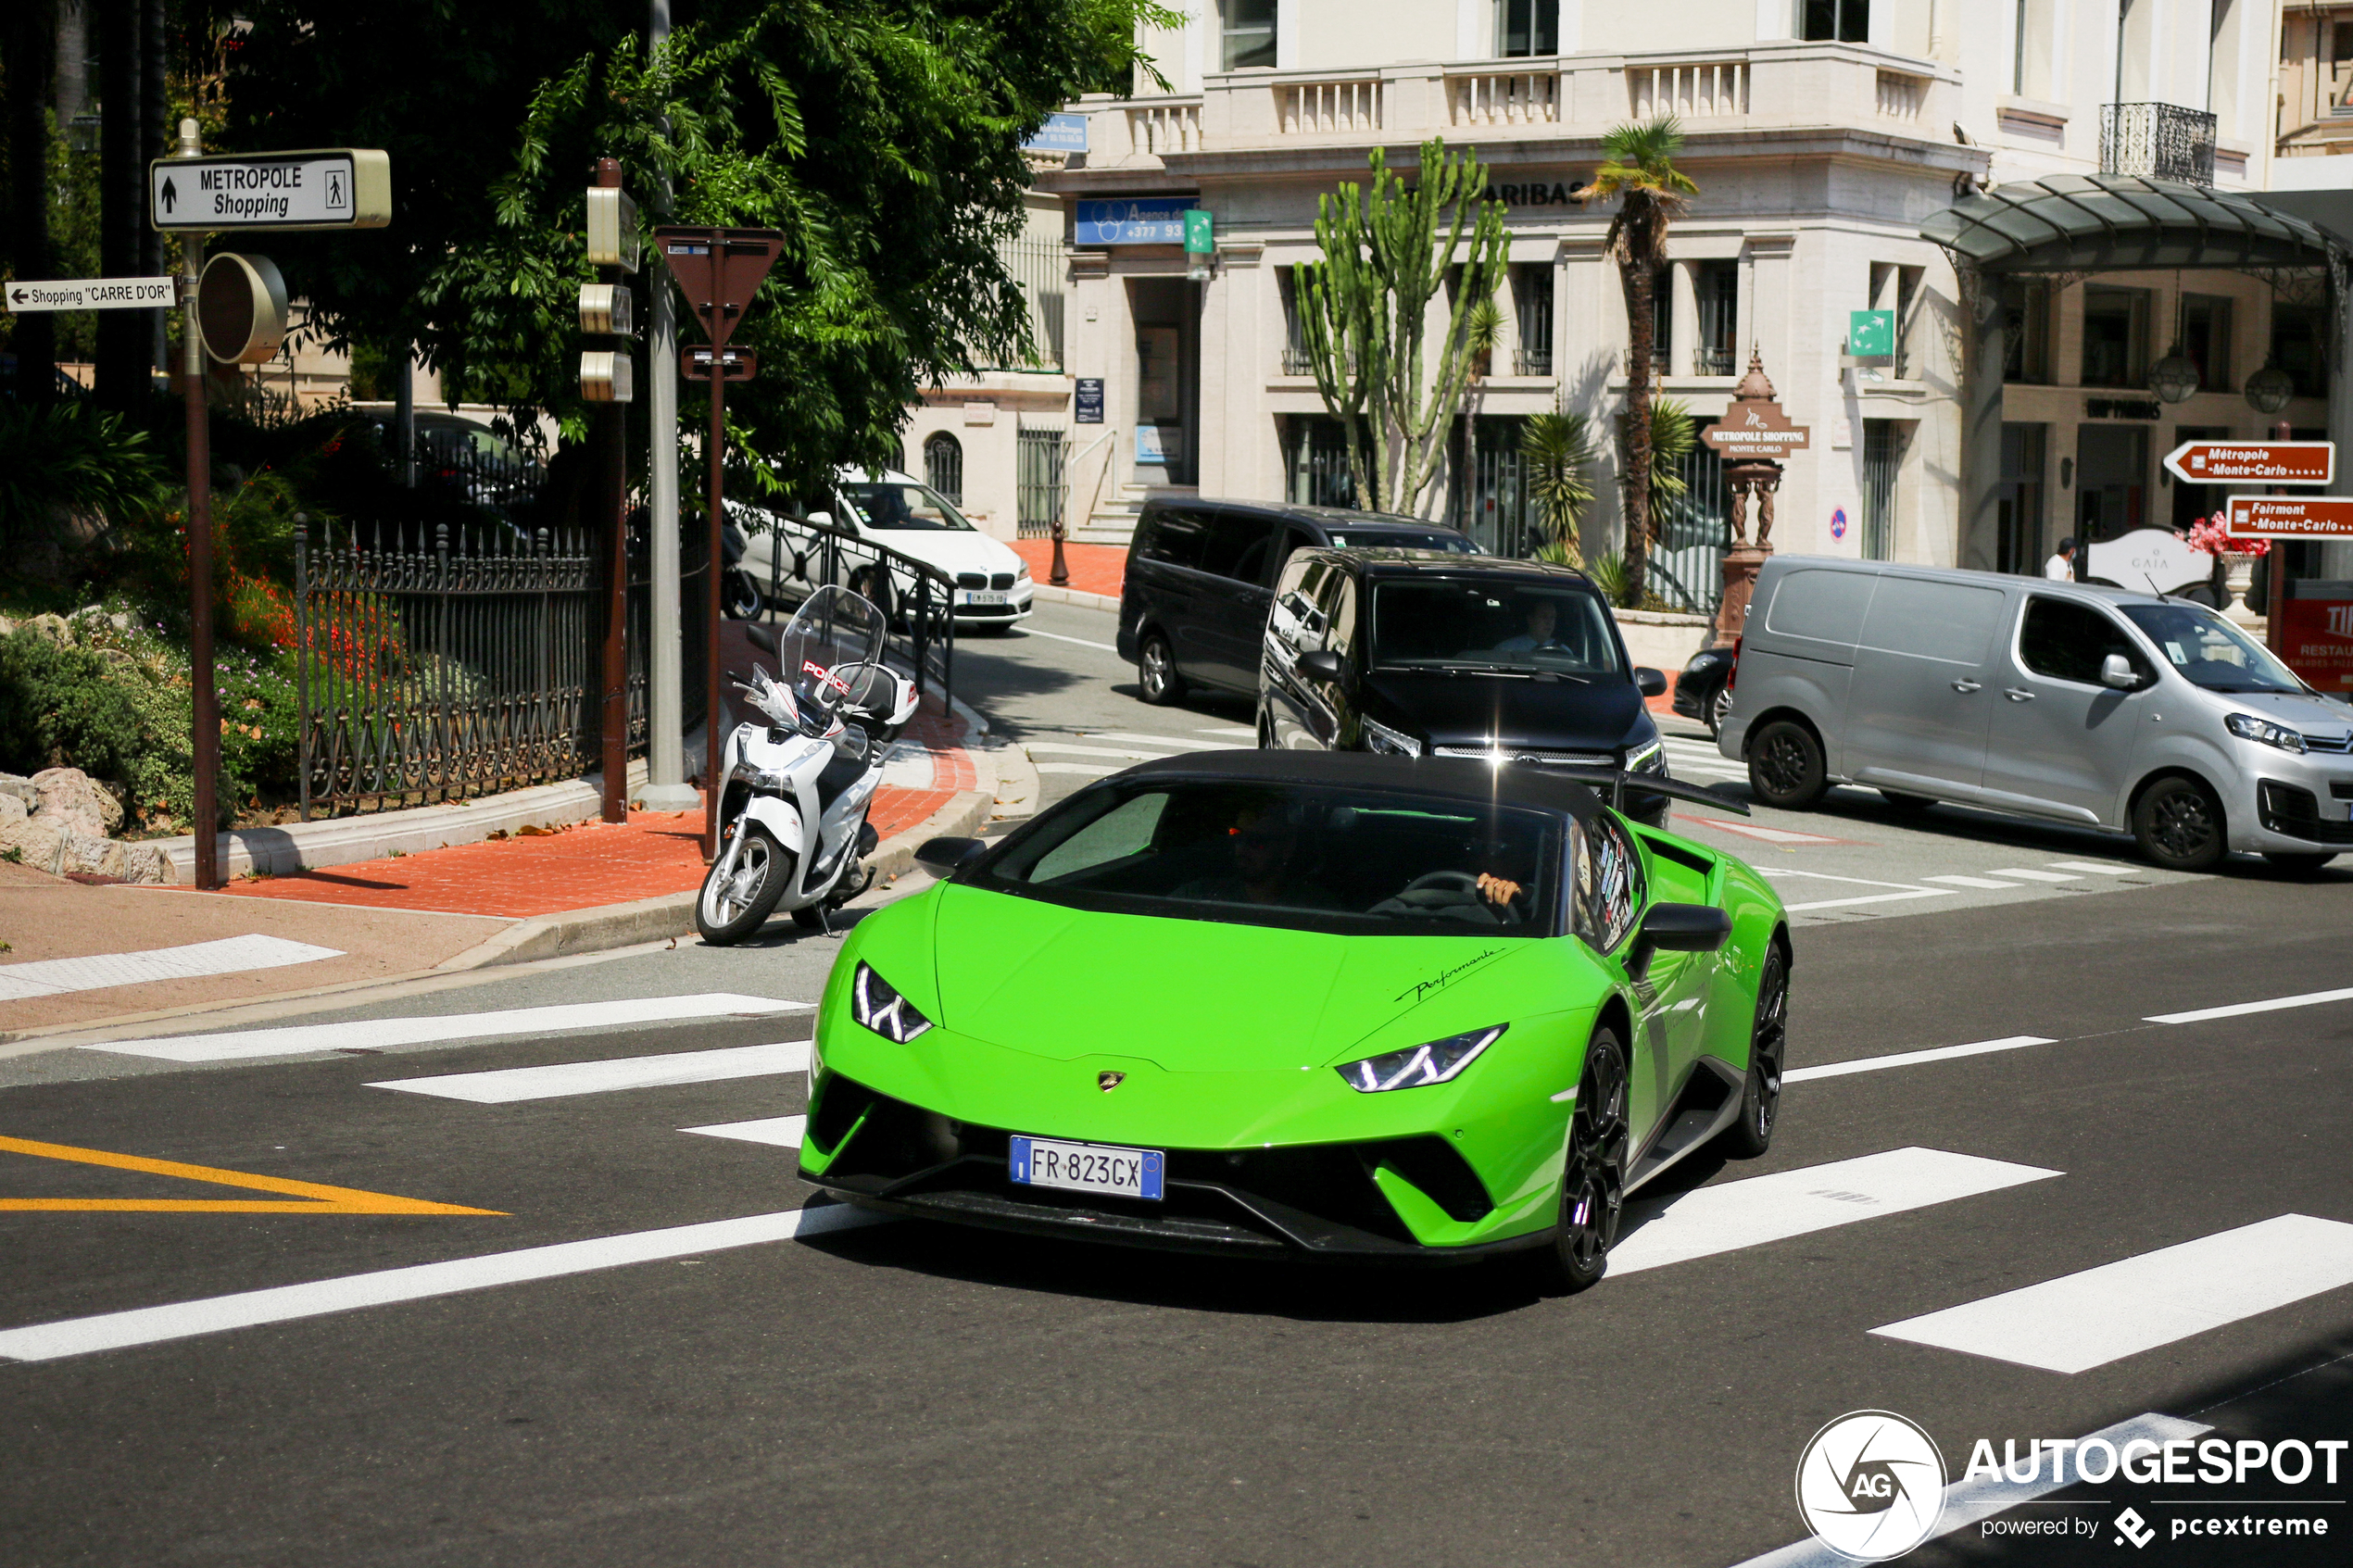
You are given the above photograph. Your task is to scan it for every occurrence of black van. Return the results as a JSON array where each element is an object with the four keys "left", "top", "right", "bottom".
[
  {"left": 1259, "top": 549, "right": 1674, "bottom": 821},
  {"left": 1116, "top": 498, "right": 1477, "bottom": 704}
]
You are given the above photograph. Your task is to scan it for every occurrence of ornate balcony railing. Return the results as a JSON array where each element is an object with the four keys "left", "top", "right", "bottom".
[{"left": 2100, "top": 102, "right": 2216, "bottom": 187}]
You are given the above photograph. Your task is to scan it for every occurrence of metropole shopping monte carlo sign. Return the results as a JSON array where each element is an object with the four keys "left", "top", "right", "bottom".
[{"left": 1702, "top": 398, "right": 1811, "bottom": 460}]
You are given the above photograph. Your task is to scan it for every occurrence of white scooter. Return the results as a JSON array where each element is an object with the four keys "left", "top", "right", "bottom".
[{"left": 697, "top": 585, "right": 920, "bottom": 944}]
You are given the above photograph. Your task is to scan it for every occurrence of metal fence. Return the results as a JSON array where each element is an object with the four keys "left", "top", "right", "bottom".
[
  {"left": 294, "top": 518, "right": 599, "bottom": 818},
  {"left": 1464, "top": 417, "right": 1540, "bottom": 558},
  {"left": 923, "top": 431, "right": 964, "bottom": 505},
  {"left": 1287, "top": 416, "right": 1359, "bottom": 508},
  {"left": 2100, "top": 102, "right": 2216, "bottom": 187},
  {"left": 1016, "top": 424, "right": 1068, "bottom": 539},
  {"left": 752, "top": 514, "right": 958, "bottom": 713},
  {"left": 1648, "top": 432, "right": 1731, "bottom": 615}
]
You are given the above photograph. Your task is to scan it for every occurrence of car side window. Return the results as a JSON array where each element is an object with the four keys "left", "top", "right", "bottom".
[
  {"left": 1318, "top": 571, "right": 1358, "bottom": 657},
  {"left": 1139, "top": 509, "right": 1206, "bottom": 570},
  {"left": 1200, "top": 513, "right": 1278, "bottom": 583},
  {"left": 2019, "top": 597, "right": 2147, "bottom": 685},
  {"left": 1277, "top": 525, "right": 1319, "bottom": 572},
  {"left": 1569, "top": 813, "right": 1644, "bottom": 955}
]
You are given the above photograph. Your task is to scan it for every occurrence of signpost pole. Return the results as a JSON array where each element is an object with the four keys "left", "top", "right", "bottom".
[
  {"left": 2269, "top": 419, "right": 2292, "bottom": 656},
  {"left": 639, "top": 0, "right": 698, "bottom": 815},
  {"left": 174, "top": 118, "right": 220, "bottom": 891},
  {"left": 705, "top": 309, "right": 726, "bottom": 860}
]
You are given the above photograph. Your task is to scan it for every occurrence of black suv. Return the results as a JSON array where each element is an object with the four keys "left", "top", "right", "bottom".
[
  {"left": 1116, "top": 497, "right": 1477, "bottom": 703},
  {"left": 1258, "top": 550, "right": 1673, "bottom": 821}
]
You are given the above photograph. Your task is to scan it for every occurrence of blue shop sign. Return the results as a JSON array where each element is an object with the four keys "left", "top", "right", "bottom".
[
  {"left": 1076, "top": 197, "right": 1193, "bottom": 245},
  {"left": 1025, "top": 114, "right": 1089, "bottom": 155}
]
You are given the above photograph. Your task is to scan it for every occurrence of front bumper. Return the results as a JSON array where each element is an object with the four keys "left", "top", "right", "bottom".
[
  {"left": 2242, "top": 770, "right": 2353, "bottom": 851},
  {"left": 952, "top": 586, "right": 1033, "bottom": 623},
  {"left": 801, "top": 1075, "right": 1549, "bottom": 1264}
]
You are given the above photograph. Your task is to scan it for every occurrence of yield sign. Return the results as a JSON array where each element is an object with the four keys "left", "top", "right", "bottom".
[
  {"left": 2163, "top": 440, "right": 2334, "bottom": 487},
  {"left": 652, "top": 226, "right": 785, "bottom": 348}
]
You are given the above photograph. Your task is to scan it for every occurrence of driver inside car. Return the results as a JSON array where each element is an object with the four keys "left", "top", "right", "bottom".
[
  {"left": 1491, "top": 596, "right": 1561, "bottom": 657},
  {"left": 1172, "top": 800, "right": 1337, "bottom": 909}
]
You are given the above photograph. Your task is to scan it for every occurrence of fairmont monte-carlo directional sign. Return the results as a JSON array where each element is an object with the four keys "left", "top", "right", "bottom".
[{"left": 149, "top": 149, "right": 391, "bottom": 232}]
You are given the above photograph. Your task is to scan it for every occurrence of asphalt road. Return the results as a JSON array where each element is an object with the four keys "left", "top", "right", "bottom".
[{"left": 4, "top": 604, "right": 2350, "bottom": 1567}]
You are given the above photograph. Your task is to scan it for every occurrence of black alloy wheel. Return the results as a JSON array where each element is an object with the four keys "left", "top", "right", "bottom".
[
  {"left": 1748, "top": 719, "right": 1829, "bottom": 809},
  {"left": 1722, "top": 942, "right": 1787, "bottom": 1159},
  {"left": 1707, "top": 683, "right": 1734, "bottom": 736},
  {"left": 696, "top": 822, "right": 791, "bottom": 945},
  {"left": 1527, "top": 1029, "right": 1629, "bottom": 1296},
  {"left": 1139, "top": 633, "right": 1183, "bottom": 706},
  {"left": 2133, "top": 775, "right": 2227, "bottom": 872}
]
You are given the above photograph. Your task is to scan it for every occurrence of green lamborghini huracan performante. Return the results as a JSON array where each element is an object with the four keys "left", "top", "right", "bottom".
[{"left": 799, "top": 751, "right": 1789, "bottom": 1292}]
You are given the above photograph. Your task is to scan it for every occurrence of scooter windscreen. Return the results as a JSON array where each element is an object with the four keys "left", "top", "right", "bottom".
[{"left": 776, "top": 584, "right": 891, "bottom": 717}]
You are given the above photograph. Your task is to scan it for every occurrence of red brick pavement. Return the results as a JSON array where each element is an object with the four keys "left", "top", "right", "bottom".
[{"left": 1012, "top": 539, "right": 1126, "bottom": 598}]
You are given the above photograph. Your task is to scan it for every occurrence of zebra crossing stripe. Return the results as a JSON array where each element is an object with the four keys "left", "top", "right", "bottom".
[
  {"left": 82, "top": 995, "right": 809, "bottom": 1063},
  {"left": 1869, "top": 1213, "right": 2353, "bottom": 1374},
  {"left": 370, "top": 1041, "right": 812, "bottom": 1104},
  {"left": 681, "top": 1115, "right": 807, "bottom": 1148},
  {"left": 0, "top": 935, "right": 344, "bottom": 1002}
]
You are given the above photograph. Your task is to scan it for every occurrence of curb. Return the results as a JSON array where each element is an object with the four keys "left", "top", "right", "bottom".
[
  {"left": 435, "top": 693, "right": 1003, "bottom": 971},
  {"left": 1027, "top": 583, "right": 1122, "bottom": 613}
]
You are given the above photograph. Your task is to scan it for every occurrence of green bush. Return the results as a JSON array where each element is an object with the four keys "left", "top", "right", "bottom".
[
  {"left": 0, "top": 631, "right": 143, "bottom": 784},
  {"left": 0, "top": 401, "right": 172, "bottom": 557}
]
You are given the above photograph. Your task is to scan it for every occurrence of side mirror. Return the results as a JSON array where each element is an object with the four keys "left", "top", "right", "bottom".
[
  {"left": 2099, "top": 653, "right": 2141, "bottom": 690},
  {"left": 1634, "top": 667, "right": 1669, "bottom": 698},
  {"left": 914, "top": 835, "right": 987, "bottom": 874},
  {"left": 1296, "top": 648, "right": 1347, "bottom": 685},
  {"left": 1627, "top": 901, "right": 1731, "bottom": 979},
  {"left": 806, "top": 509, "right": 835, "bottom": 530}
]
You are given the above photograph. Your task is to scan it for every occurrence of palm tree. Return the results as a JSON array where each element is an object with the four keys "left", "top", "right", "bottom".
[
  {"left": 1587, "top": 118, "right": 1697, "bottom": 607},
  {"left": 1519, "top": 408, "right": 1595, "bottom": 563}
]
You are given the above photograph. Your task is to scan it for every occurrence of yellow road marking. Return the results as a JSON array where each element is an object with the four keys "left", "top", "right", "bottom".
[{"left": 0, "top": 1135, "right": 503, "bottom": 1215}]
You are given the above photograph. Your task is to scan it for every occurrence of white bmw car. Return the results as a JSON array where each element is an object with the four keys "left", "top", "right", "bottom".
[{"left": 743, "top": 470, "right": 1035, "bottom": 630}]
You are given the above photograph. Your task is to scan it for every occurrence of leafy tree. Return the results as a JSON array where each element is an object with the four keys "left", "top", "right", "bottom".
[
  {"left": 1293, "top": 138, "right": 1507, "bottom": 515},
  {"left": 221, "top": 0, "right": 1166, "bottom": 495},
  {"left": 1587, "top": 117, "right": 1696, "bottom": 606},
  {"left": 1519, "top": 408, "right": 1594, "bottom": 564}
]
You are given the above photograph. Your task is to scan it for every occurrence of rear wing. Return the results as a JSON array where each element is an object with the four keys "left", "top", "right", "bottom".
[{"left": 1546, "top": 769, "right": 1753, "bottom": 818}]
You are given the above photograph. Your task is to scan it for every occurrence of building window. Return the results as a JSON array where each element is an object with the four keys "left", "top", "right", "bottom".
[
  {"left": 2182, "top": 295, "right": 2232, "bottom": 393},
  {"left": 1513, "top": 264, "right": 1553, "bottom": 375},
  {"left": 1287, "top": 416, "right": 1357, "bottom": 508},
  {"left": 1694, "top": 259, "right": 1738, "bottom": 376},
  {"left": 1648, "top": 264, "right": 1672, "bottom": 376},
  {"left": 2080, "top": 286, "right": 2148, "bottom": 388},
  {"left": 2002, "top": 278, "right": 2052, "bottom": 383},
  {"left": 1803, "top": 0, "right": 1869, "bottom": 44},
  {"left": 924, "top": 431, "right": 963, "bottom": 505},
  {"left": 1222, "top": 0, "right": 1277, "bottom": 71},
  {"left": 1861, "top": 420, "right": 1904, "bottom": 561},
  {"left": 1279, "top": 270, "right": 1315, "bottom": 375},
  {"left": 1497, "top": 0, "right": 1559, "bottom": 56},
  {"left": 1998, "top": 423, "right": 2047, "bottom": 575},
  {"left": 2272, "top": 302, "right": 2327, "bottom": 398}
]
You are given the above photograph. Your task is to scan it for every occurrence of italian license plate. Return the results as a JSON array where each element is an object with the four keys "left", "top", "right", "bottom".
[
  {"left": 1009, "top": 1135, "right": 1164, "bottom": 1200},
  {"left": 962, "top": 589, "right": 1010, "bottom": 606}
]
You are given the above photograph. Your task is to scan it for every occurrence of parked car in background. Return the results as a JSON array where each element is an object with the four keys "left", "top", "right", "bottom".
[
  {"left": 747, "top": 470, "right": 1034, "bottom": 629},
  {"left": 1258, "top": 550, "right": 1674, "bottom": 825},
  {"left": 1672, "top": 644, "right": 1737, "bottom": 736},
  {"left": 1718, "top": 555, "right": 2353, "bottom": 872},
  {"left": 1117, "top": 497, "right": 1478, "bottom": 705}
]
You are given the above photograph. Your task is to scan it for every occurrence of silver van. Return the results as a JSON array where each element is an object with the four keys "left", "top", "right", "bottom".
[{"left": 1717, "top": 556, "right": 2353, "bottom": 872}]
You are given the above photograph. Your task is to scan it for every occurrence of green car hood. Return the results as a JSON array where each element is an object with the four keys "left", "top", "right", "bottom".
[{"left": 927, "top": 883, "right": 1541, "bottom": 1071}]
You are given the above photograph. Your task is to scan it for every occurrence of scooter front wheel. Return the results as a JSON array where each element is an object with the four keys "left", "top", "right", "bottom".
[{"left": 697, "top": 822, "right": 792, "bottom": 944}]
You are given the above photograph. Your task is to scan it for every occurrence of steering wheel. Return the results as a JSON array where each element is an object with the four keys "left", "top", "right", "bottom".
[{"left": 1399, "top": 871, "right": 1485, "bottom": 900}]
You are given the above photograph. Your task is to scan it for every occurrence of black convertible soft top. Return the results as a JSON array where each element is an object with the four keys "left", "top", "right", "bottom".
[{"left": 1114, "top": 748, "right": 1748, "bottom": 817}]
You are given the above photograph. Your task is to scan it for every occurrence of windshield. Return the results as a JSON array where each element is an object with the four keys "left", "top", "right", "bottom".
[
  {"left": 1370, "top": 579, "right": 1624, "bottom": 677},
  {"left": 1327, "top": 530, "right": 1479, "bottom": 554},
  {"left": 775, "top": 585, "right": 891, "bottom": 711},
  {"left": 2119, "top": 602, "right": 2306, "bottom": 695},
  {"left": 975, "top": 781, "right": 1559, "bottom": 937},
  {"left": 839, "top": 480, "right": 975, "bottom": 532}
]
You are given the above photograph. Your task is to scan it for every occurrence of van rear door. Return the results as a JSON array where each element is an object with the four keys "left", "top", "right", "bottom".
[{"left": 1845, "top": 575, "right": 2011, "bottom": 795}]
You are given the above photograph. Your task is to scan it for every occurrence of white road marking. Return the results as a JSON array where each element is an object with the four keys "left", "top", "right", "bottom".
[
  {"left": 1982, "top": 867, "right": 2081, "bottom": 883},
  {"left": 370, "top": 1041, "right": 812, "bottom": 1103},
  {"left": 1731, "top": 1412, "right": 2213, "bottom": 1568},
  {"left": 2145, "top": 985, "right": 2353, "bottom": 1025},
  {"left": 681, "top": 1114, "right": 808, "bottom": 1148},
  {"left": 0, "top": 935, "right": 345, "bottom": 1002},
  {"left": 1609, "top": 1148, "right": 2059, "bottom": 1275},
  {"left": 1871, "top": 1214, "right": 2353, "bottom": 1374},
  {"left": 1756, "top": 868, "right": 1954, "bottom": 912},
  {"left": 1033, "top": 762, "right": 1125, "bottom": 777},
  {"left": 1921, "top": 874, "right": 2026, "bottom": 890},
  {"left": 2046, "top": 859, "right": 2142, "bottom": 875},
  {"left": 1680, "top": 818, "right": 1839, "bottom": 846},
  {"left": 1026, "top": 742, "right": 1183, "bottom": 761},
  {"left": 1882, "top": 1212, "right": 2353, "bottom": 1373},
  {"left": 82, "top": 994, "right": 809, "bottom": 1063},
  {"left": 0, "top": 1205, "right": 893, "bottom": 1362},
  {"left": 1782, "top": 1035, "right": 2058, "bottom": 1084},
  {"left": 1090, "top": 732, "right": 1239, "bottom": 751},
  {"left": 1015, "top": 626, "right": 1121, "bottom": 654},
  {"left": 1196, "top": 726, "right": 1258, "bottom": 737}
]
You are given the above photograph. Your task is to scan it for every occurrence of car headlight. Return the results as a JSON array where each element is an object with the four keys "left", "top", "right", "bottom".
[
  {"left": 1015, "top": 561, "right": 1031, "bottom": 582},
  {"left": 1363, "top": 716, "right": 1424, "bottom": 758},
  {"left": 1336, "top": 1024, "right": 1506, "bottom": 1093},
  {"left": 2225, "top": 712, "right": 2307, "bottom": 754},
  {"left": 850, "top": 961, "right": 934, "bottom": 1043},
  {"left": 1624, "top": 737, "right": 1667, "bottom": 773}
]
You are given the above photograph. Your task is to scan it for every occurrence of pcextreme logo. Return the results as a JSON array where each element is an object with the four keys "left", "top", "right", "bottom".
[{"left": 1794, "top": 1411, "right": 1948, "bottom": 1562}]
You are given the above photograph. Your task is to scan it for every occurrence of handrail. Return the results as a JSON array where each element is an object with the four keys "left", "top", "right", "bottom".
[{"left": 745, "top": 508, "right": 959, "bottom": 716}]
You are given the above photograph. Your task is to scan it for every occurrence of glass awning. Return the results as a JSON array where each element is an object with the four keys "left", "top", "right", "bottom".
[{"left": 1920, "top": 174, "right": 2343, "bottom": 273}]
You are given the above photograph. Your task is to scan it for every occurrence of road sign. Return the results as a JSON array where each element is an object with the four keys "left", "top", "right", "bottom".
[
  {"left": 654, "top": 227, "right": 786, "bottom": 348},
  {"left": 6, "top": 276, "right": 174, "bottom": 313},
  {"left": 2164, "top": 440, "right": 2334, "bottom": 487},
  {"left": 149, "top": 149, "right": 390, "bottom": 231},
  {"left": 1848, "top": 308, "right": 1894, "bottom": 358},
  {"left": 683, "top": 345, "right": 757, "bottom": 382},
  {"left": 195, "top": 253, "right": 289, "bottom": 364},
  {"left": 1024, "top": 113, "right": 1089, "bottom": 155},
  {"left": 1702, "top": 398, "right": 1811, "bottom": 459},
  {"left": 2224, "top": 494, "right": 2353, "bottom": 539},
  {"left": 1183, "top": 209, "right": 1214, "bottom": 255},
  {"left": 1076, "top": 378, "right": 1104, "bottom": 423}
]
